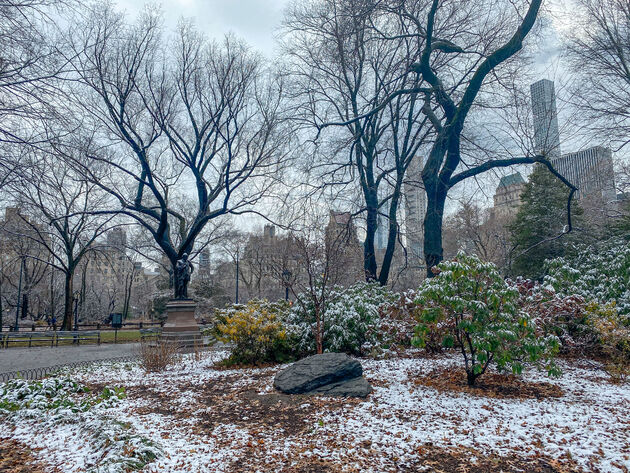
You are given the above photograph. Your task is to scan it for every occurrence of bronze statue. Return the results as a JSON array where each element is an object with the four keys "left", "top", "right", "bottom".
[{"left": 174, "top": 253, "right": 194, "bottom": 299}]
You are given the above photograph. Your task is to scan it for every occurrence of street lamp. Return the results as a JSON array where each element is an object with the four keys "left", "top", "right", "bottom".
[
  {"left": 73, "top": 290, "right": 80, "bottom": 332},
  {"left": 282, "top": 269, "right": 292, "bottom": 301},
  {"left": 235, "top": 249, "right": 240, "bottom": 304},
  {"left": 13, "top": 257, "right": 25, "bottom": 332}
]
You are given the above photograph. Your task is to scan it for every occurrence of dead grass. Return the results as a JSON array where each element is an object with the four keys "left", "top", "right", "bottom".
[{"left": 137, "top": 340, "right": 182, "bottom": 373}]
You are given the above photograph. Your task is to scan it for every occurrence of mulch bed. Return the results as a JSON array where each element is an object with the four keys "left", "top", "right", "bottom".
[
  {"left": 196, "top": 377, "right": 362, "bottom": 436},
  {"left": 0, "top": 438, "right": 52, "bottom": 473},
  {"left": 405, "top": 445, "right": 585, "bottom": 473},
  {"left": 224, "top": 442, "right": 585, "bottom": 473},
  {"left": 228, "top": 455, "right": 343, "bottom": 473},
  {"left": 125, "top": 370, "right": 362, "bottom": 436},
  {"left": 414, "top": 367, "right": 564, "bottom": 399}
]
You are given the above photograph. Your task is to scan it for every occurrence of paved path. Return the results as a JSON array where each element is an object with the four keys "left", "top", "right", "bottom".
[{"left": 0, "top": 343, "right": 140, "bottom": 374}]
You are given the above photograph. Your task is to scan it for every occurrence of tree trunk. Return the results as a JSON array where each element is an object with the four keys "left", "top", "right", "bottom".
[
  {"left": 466, "top": 370, "right": 478, "bottom": 387},
  {"left": 62, "top": 272, "right": 74, "bottom": 331},
  {"left": 123, "top": 273, "right": 133, "bottom": 319},
  {"left": 80, "top": 263, "right": 87, "bottom": 322},
  {"left": 363, "top": 201, "right": 378, "bottom": 282},
  {"left": 315, "top": 305, "right": 323, "bottom": 354},
  {"left": 50, "top": 267, "right": 55, "bottom": 323},
  {"left": 0, "top": 277, "right": 3, "bottom": 332},
  {"left": 423, "top": 183, "right": 448, "bottom": 277},
  {"left": 378, "top": 190, "right": 402, "bottom": 286},
  {"left": 21, "top": 294, "right": 28, "bottom": 320},
  {"left": 169, "top": 258, "right": 178, "bottom": 299}
]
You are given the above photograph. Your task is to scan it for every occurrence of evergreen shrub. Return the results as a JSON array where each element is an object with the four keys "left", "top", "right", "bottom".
[{"left": 414, "top": 253, "right": 560, "bottom": 386}]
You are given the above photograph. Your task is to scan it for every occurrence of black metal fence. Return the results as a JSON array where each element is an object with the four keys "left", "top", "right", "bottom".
[
  {"left": 0, "top": 356, "right": 138, "bottom": 383},
  {"left": 1, "top": 321, "right": 164, "bottom": 332}
]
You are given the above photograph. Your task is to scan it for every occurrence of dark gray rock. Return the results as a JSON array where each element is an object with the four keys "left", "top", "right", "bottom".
[
  {"left": 310, "top": 376, "right": 372, "bottom": 398},
  {"left": 273, "top": 352, "right": 371, "bottom": 397}
]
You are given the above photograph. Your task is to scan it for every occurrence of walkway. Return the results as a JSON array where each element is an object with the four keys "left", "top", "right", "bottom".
[{"left": 0, "top": 343, "right": 140, "bottom": 374}]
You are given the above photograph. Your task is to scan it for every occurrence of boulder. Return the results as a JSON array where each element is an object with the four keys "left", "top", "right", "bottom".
[
  {"left": 273, "top": 352, "right": 371, "bottom": 398},
  {"left": 310, "top": 376, "right": 372, "bottom": 398}
]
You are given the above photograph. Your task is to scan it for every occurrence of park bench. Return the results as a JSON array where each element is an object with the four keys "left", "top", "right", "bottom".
[
  {"left": 0, "top": 330, "right": 101, "bottom": 348},
  {"left": 1, "top": 331, "right": 56, "bottom": 348},
  {"left": 139, "top": 328, "right": 161, "bottom": 342},
  {"left": 55, "top": 331, "right": 101, "bottom": 346}
]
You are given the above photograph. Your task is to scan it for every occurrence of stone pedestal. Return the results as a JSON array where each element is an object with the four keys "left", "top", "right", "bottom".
[{"left": 163, "top": 299, "right": 199, "bottom": 333}]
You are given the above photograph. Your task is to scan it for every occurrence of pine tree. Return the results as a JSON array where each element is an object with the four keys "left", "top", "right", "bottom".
[
  {"left": 609, "top": 200, "right": 630, "bottom": 240},
  {"left": 509, "top": 165, "right": 584, "bottom": 279}
]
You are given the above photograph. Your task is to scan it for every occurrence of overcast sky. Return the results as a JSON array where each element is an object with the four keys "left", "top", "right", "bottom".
[
  {"left": 113, "top": 0, "right": 572, "bottom": 69},
  {"left": 115, "top": 0, "right": 291, "bottom": 57},
  {"left": 110, "top": 0, "right": 589, "bottom": 214}
]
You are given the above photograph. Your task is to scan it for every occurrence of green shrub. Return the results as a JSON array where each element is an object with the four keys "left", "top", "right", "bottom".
[
  {"left": 288, "top": 282, "right": 396, "bottom": 356},
  {"left": 0, "top": 378, "right": 158, "bottom": 472},
  {"left": 213, "top": 299, "right": 293, "bottom": 365},
  {"left": 0, "top": 378, "right": 125, "bottom": 415},
  {"left": 414, "top": 253, "right": 560, "bottom": 386}
]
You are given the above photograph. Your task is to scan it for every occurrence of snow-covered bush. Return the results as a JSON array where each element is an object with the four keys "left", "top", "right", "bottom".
[
  {"left": 0, "top": 377, "right": 125, "bottom": 415},
  {"left": 512, "top": 278, "right": 630, "bottom": 381},
  {"left": 213, "top": 299, "right": 293, "bottom": 365},
  {"left": 0, "top": 376, "right": 158, "bottom": 472},
  {"left": 544, "top": 239, "right": 630, "bottom": 316},
  {"left": 510, "top": 278, "right": 597, "bottom": 354},
  {"left": 80, "top": 417, "right": 161, "bottom": 473},
  {"left": 374, "top": 291, "right": 425, "bottom": 355},
  {"left": 288, "top": 282, "right": 396, "bottom": 356},
  {"left": 0, "top": 378, "right": 88, "bottom": 414},
  {"left": 585, "top": 301, "right": 630, "bottom": 383},
  {"left": 414, "top": 253, "right": 560, "bottom": 386}
]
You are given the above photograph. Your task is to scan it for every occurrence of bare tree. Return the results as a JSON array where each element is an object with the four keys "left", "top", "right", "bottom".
[
  {"left": 0, "top": 209, "right": 50, "bottom": 329},
  {"left": 0, "top": 0, "right": 74, "bottom": 200},
  {"left": 0, "top": 0, "right": 68, "bottom": 145},
  {"left": 294, "top": 0, "right": 578, "bottom": 278},
  {"left": 567, "top": 0, "right": 630, "bottom": 151},
  {"left": 9, "top": 147, "right": 114, "bottom": 330},
  {"left": 442, "top": 200, "right": 513, "bottom": 272},
  {"left": 283, "top": 0, "right": 432, "bottom": 285},
  {"left": 356, "top": 0, "right": 576, "bottom": 275},
  {"left": 63, "top": 6, "right": 290, "bottom": 298}
]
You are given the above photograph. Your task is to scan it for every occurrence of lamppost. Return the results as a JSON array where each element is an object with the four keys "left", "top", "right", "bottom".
[
  {"left": 13, "top": 257, "right": 25, "bottom": 332},
  {"left": 235, "top": 249, "right": 240, "bottom": 304},
  {"left": 282, "top": 269, "right": 292, "bottom": 301},
  {"left": 73, "top": 290, "right": 80, "bottom": 332}
]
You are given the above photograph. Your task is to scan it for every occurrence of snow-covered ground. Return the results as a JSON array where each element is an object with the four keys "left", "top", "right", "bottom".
[{"left": 1, "top": 351, "right": 629, "bottom": 472}]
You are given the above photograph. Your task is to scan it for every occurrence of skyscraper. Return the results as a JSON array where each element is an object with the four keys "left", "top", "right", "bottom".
[
  {"left": 531, "top": 79, "right": 562, "bottom": 160},
  {"left": 552, "top": 146, "right": 616, "bottom": 202},
  {"left": 404, "top": 155, "right": 426, "bottom": 262},
  {"left": 530, "top": 79, "right": 617, "bottom": 218},
  {"left": 106, "top": 227, "right": 127, "bottom": 252},
  {"left": 375, "top": 199, "right": 389, "bottom": 251}
]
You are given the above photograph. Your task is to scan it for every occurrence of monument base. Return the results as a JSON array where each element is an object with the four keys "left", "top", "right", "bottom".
[
  {"left": 161, "top": 299, "right": 201, "bottom": 348},
  {"left": 163, "top": 299, "right": 199, "bottom": 333}
]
